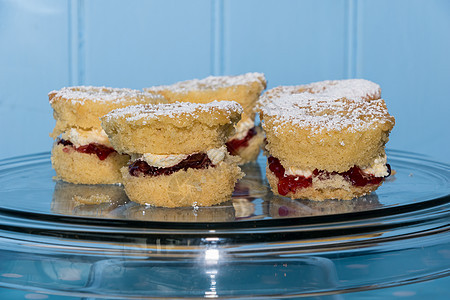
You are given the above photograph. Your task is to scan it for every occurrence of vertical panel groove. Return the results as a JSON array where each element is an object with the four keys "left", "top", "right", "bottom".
[
  {"left": 68, "top": 0, "right": 76, "bottom": 86},
  {"left": 354, "top": 0, "right": 361, "bottom": 77},
  {"left": 68, "top": 0, "right": 85, "bottom": 86},
  {"left": 211, "top": 0, "right": 224, "bottom": 76},
  {"left": 345, "top": 0, "right": 358, "bottom": 78},
  {"left": 77, "top": 0, "right": 85, "bottom": 85}
]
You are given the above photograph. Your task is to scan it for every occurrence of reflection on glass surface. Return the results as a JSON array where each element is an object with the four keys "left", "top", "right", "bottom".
[
  {"left": 51, "top": 181, "right": 129, "bottom": 217},
  {"left": 125, "top": 201, "right": 236, "bottom": 222},
  {"left": 268, "top": 193, "right": 381, "bottom": 218},
  {"left": 9, "top": 150, "right": 444, "bottom": 224},
  {"left": 232, "top": 198, "right": 256, "bottom": 219},
  {"left": 232, "top": 161, "right": 269, "bottom": 220},
  {"left": 49, "top": 161, "right": 272, "bottom": 222},
  {"left": 233, "top": 161, "right": 268, "bottom": 199},
  {"left": 50, "top": 161, "right": 383, "bottom": 222}
]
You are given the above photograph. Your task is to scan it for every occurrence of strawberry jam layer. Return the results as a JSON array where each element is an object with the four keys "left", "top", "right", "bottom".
[
  {"left": 129, "top": 153, "right": 214, "bottom": 177},
  {"left": 226, "top": 127, "right": 257, "bottom": 155},
  {"left": 57, "top": 139, "right": 116, "bottom": 161},
  {"left": 268, "top": 156, "right": 391, "bottom": 196},
  {"left": 268, "top": 156, "right": 313, "bottom": 196}
]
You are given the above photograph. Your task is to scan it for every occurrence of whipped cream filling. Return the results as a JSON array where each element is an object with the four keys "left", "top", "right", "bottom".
[
  {"left": 230, "top": 118, "right": 255, "bottom": 140},
  {"left": 361, "top": 155, "right": 389, "bottom": 177},
  {"left": 285, "top": 167, "right": 313, "bottom": 177},
  {"left": 206, "top": 147, "right": 227, "bottom": 165},
  {"left": 61, "top": 128, "right": 111, "bottom": 147},
  {"left": 132, "top": 146, "right": 227, "bottom": 168},
  {"left": 284, "top": 155, "right": 389, "bottom": 177}
]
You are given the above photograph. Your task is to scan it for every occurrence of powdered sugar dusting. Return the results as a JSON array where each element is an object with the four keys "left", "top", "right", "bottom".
[
  {"left": 145, "top": 72, "right": 266, "bottom": 93},
  {"left": 49, "top": 86, "right": 165, "bottom": 104},
  {"left": 305, "top": 79, "right": 381, "bottom": 101},
  {"left": 261, "top": 92, "right": 393, "bottom": 133},
  {"left": 260, "top": 79, "right": 380, "bottom": 106},
  {"left": 105, "top": 100, "right": 243, "bottom": 122}
]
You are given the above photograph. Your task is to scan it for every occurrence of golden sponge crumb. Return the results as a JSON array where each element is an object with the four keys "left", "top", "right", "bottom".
[
  {"left": 121, "top": 160, "right": 243, "bottom": 207},
  {"left": 51, "top": 143, "right": 130, "bottom": 184}
]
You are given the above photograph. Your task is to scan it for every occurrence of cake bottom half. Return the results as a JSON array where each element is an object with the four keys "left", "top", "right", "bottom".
[
  {"left": 51, "top": 143, "right": 129, "bottom": 184},
  {"left": 266, "top": 165, "right": 383, "bottom": 201},
  {"left": 121, "top": 161, "right": 243, "bottom": 207}
]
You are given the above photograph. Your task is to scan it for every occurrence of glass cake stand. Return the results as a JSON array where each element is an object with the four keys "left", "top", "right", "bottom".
[{"left": 0, "top": 150, "right": 448, "bottom": 299}]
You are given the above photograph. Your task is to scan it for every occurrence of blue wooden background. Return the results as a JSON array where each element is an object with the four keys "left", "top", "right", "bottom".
[{"left": 1, "top": 0, "right": 449, "bottom": 163}]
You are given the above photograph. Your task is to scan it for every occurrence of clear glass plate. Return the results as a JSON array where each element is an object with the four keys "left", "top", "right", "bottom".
[{"left": 0, "top": 149, "right": 448, "bottom": 298}]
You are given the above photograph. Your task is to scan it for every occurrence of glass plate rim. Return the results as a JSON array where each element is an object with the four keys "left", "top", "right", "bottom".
[{"left": 0, "top": 149, "right": 449, "bottom": 231}]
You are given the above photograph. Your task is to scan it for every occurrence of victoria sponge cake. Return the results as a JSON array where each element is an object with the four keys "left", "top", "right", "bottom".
[{"left": 101, "top": 101, "right": 244, "bottom": 207}]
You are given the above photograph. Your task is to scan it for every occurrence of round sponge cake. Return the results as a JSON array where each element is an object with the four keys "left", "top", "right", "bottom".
[
  {"left": 101, "top": 101, "right": 244, "bottom": 207},
  {"left": 258, "top": 79, "right": 395, "bottom": 201}
]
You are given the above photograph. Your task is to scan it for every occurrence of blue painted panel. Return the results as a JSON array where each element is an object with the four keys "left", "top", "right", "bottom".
[
  {"left": 356, "top": 0, "right": 450, "bottom": 163},
  {"left": 223, "top": 0, "right": 348, "bottom": 88},
  {"left": 82, "top": 0, "right": 213, "bottom": 89},
  {"left": 0, "top": 0, "right": 69, "bottom": 158},
  {"left": 0, "top": 0, "right": 449, "bottom": 164}
]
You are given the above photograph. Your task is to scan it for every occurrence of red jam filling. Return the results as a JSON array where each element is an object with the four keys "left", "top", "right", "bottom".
[
  {"left": 226, "top": 127, "right": 257, "bottom": 155},
  {"left": 57, "top": 139, "right": 116, "bottom": 161},
  {"left": 128, "top": 153, "right": 214, "bottom": 177},
  {"left": 268, "top": 156, "right": 313, "bottom": 196},
  {"left": 268, "top": 156, "right": 391, "bottom": 196}
]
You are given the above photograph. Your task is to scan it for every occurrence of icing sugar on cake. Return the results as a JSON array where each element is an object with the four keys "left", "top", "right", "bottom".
[
  {"left": 261, "top": 93, "right": 394, "bottom": 134},
  {"left": 146, "top": 72, "right": 265, "bottom": 93},
  {"left": 105, "top": 100, "right": 243, "bottom": 122},
  {"left": 303, "top": 79, "right": 381, "bottom": 101},
  {"left": 49, "top": 86, "right": 164, "bottom": 105},
  {"left": 261, "top": 79, "right": 381, "bottom": 106}
]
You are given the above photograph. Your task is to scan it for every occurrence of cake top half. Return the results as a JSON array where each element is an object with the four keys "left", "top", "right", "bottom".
[
  {"left": 49, "top": 86, "right": 166, "bottom": 137},
  {"left": 261, "top": 79, "right": 381, "bottom": 106},
  {"left": 49, "top": 86, "right": 165, "bottom": 105},
  {"left": 103, "top": 100, "right": 242, "bottom": 127},
  {"left": 101, "top": 101, "right": 243, "bottom": 154},
  {"left": 260, "top": 92, "right": 395, "bottom": 134},
  {"left": 144, "top": 72, "right": 266, "bottom": 94}
]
